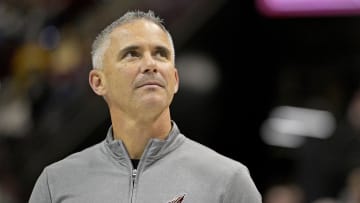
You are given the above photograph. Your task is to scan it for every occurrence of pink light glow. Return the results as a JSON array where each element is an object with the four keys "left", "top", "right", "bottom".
[{"left": 256, "top": 0, "right": 360, "bottom": 17}]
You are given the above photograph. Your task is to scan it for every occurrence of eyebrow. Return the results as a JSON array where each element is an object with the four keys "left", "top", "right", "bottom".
[
  {"left": 120, "top": 45, "right": 139, "bottom": 54},
  {"left": 117, "top": 45, "right": 172, "bottom": 59},
  {"left": 117, "top": 45, "right": 139, "bottom": 60}
]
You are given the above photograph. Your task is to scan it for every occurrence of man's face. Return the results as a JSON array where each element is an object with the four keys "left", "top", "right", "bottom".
[{"left": 99, "top": 19, "right": 179, "bottom": 115}]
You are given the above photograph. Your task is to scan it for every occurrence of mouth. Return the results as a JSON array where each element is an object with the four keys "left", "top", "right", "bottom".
[{"left": 136, "top": 80, "right": 164, "bottom": 88}]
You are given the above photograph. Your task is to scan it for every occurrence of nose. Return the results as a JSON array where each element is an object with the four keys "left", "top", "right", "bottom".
[{"left": 141, "top": 53, "right": 157, "bottom": 73}]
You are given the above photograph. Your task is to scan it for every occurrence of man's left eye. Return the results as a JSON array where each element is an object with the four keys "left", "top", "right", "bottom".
[{"left": 155, "top": 50, "right": 168, "bottom": 58}]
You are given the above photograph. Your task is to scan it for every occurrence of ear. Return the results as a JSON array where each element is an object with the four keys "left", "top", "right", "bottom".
[
  {"left": 173, "top": 68, "right": 179, "bottom": 94},
  {"left": 89, "top": 69, "right": 106, "bottom": 96}
]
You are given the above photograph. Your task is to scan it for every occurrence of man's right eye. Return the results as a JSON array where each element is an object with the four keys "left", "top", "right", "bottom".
[{"left": 124, "top": 51, "right": 140, "bottom": 59}]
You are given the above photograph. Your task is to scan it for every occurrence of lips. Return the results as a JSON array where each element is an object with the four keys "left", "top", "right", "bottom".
[{"left": 135, "top": 79, "right": 165, "bottom": 88}]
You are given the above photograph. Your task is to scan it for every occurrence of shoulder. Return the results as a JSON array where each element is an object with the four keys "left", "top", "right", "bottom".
[
  {"left": 46, "top": 141, "right": 106, "bottom": 173},
  {"left": 180, "top": 138, "right": 262, "bottom": 201},
  {"left": 180, "top": 137, "right": 249, "bottom": 174}
]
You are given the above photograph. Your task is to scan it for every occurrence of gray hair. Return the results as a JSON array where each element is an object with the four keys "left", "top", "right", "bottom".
[{"left": 91, "top": 10, "right": 175, "bottom": 69}]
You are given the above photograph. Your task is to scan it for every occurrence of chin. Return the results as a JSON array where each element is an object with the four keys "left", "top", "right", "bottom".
[{"left": 141, "top": 94, "right": 167, "bottom": 105}]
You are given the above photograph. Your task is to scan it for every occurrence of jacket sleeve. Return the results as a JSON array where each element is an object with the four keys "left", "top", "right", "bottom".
[
  {"left": 28, "top": 168, "right": 52, "bottom": 203},
  {"left": 222, "top": 166, "right": 262, "bottom": 203}
]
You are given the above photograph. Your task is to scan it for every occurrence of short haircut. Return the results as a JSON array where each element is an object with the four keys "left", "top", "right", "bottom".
[{"left": 91, "top": 10, "right": 174, "bottom": 69}]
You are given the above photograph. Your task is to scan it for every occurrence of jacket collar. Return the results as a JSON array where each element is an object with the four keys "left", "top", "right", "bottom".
[{"left": 104, "top": 121, "right": 185, "bottom": 167}]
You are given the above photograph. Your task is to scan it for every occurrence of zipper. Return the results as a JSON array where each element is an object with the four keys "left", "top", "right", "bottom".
[
  {"left": 130, "top": 167, "right": 137, "bottom": 203},
  {"left": 129, "top": 140, "right": 153, "bottom": 203},
  {"left": 132, "top": 169, "right": 137, "bottom": 186}
]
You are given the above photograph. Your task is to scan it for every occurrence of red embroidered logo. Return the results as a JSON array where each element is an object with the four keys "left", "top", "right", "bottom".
[{"left": 168, "top": 194, "right": 185, "bottom": 203}]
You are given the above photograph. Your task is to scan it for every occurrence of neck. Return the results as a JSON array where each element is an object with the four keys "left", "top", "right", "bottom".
[{"left": 110, "top": 108, "right": 172, "bottom": 159}]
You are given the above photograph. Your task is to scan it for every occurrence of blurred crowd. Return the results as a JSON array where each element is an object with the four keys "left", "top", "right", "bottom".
[
  {"left": 0, "top": 1, "right": 98, "bottom": 202},
  {"left": 264, "top": 166, "right": 360, "bottom": 203}
]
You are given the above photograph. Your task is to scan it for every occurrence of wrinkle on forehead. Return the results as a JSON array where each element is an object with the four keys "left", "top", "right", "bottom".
[
  {"left": 112, "top": 20, "right": 169, "bottom": 42},
  {"left": 108, "top": 19, "right": 174, "bottom": 60}
]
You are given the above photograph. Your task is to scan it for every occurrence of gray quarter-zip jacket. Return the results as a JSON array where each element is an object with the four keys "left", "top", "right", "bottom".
[{"left": 29, "top": 122, "right": 262, "bottom": 203}]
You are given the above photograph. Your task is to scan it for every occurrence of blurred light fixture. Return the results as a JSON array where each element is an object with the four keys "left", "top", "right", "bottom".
[
  {"left": 176, "top": 52, "right": 220, "bottom": 94},
  {"left": 260, "top": 106, "right": 336, "bottom": 148},
  {"left": 0, "top": 98, "right": 31, "bottom": 137}
]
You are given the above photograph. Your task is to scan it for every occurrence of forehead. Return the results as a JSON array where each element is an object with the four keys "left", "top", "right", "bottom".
[{"left": 109, "top": 19, "right": 172, "bottom": 48}]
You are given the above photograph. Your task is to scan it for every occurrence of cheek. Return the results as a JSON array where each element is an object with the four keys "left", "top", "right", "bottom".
[
  {"left": 166, "top": 73, "right": 178, "bottom": 93},
  {"left": 109, "top": 64, "right": 137, "bottom": 81},
  {"left": 105, "top": 69, "right": 127, "bottom": 91},
  {"left": 109, "top": 72, "right": 132, "bottom": 89}
]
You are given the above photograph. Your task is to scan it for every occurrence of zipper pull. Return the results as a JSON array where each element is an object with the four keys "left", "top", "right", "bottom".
[{"left": 132, "top": 169, "right": 137, "bottom": 184}]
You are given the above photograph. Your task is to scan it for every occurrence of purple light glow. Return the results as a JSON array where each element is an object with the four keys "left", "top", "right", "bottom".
[{"left": 256, "top": 0, "right": 360, "bottom": 17}]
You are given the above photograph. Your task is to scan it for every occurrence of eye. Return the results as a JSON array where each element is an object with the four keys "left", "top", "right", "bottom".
[
  {"left": 154, "top": 48, "right": 169, "bottom": 59},
  {"left": 121, "top": 50, "right": 140, "bottom": 60},
  {"left": 123, "top": 50, "right": 140, "bottom": 59}
]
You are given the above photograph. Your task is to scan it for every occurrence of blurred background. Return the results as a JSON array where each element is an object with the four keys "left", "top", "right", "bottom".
[{"left": 2, "top": 0, "right": 360, "bottom": 202}]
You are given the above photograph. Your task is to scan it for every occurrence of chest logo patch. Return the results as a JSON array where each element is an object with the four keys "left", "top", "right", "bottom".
[{"left": 167, "top": 193, "right": 186, "bottom": 203}]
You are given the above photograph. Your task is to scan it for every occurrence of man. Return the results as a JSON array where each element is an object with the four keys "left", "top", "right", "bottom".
[{"left": 29, "top": 10, "right": 262, "bottom": 203}]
